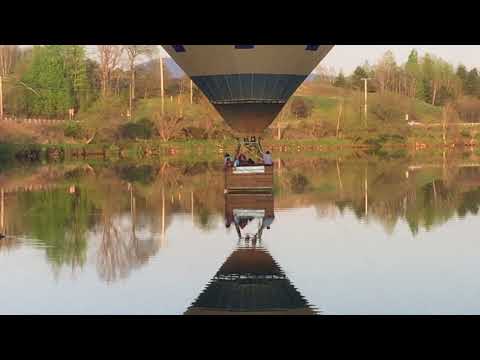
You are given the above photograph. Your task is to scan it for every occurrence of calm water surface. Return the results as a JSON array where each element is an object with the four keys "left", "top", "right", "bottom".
[{"left": 1, "top": 154, "right": 480, "bottom": 314}]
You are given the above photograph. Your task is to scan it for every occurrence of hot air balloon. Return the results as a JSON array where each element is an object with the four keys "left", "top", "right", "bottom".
[{"left": 162, "top": 45, "right": 333, "bottom": 153}]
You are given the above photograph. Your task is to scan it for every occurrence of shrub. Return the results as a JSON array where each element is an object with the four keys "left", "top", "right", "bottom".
[
  {"left": 371, "top": 102, "right": 403, "bottom": 122},
  {"left": 116, "top": 165, "right": 155, "bottom": 184},
  {"left": 182, "top": 126, "right": 207, "bottom": 140},
  {"left": 461, "top": 130, "right": 470, "bottom": 138},
  {"left": 77, "top": 97, "right": 128, "bottom": 142},
  {"left": 290, "top": 173, "right": 310, "bottom": 193},
  {"left": 64, "top": 122, "right": 85, "bottom": 139},
  {"left": 119, "top": 118, "right": 155, "bottom": 139},
  {"left": 290, "top": 97, "right": 313, "bottom": 118}
]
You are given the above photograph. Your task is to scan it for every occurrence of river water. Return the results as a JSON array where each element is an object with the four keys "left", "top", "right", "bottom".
[{"left": 1, "top": 151, "right": 480, "bottom": 314}]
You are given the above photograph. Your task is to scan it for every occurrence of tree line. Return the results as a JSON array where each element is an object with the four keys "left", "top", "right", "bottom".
[
  {"left": 332, "top": 49, "right": 480, "bottom": 107},
  {"left": 0, "top": 45, "right": 193, "bottom": 119}
]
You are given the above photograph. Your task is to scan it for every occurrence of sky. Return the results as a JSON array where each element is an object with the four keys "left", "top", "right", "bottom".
[
  {"left": 319, "top": 45, "right": 480, "bottom": 74},
  {"left": 22, "top": 45, "right": 477, "bottom": 76},
  {"left": 157, "top": 45, "right": 480, "bottom": 75}
]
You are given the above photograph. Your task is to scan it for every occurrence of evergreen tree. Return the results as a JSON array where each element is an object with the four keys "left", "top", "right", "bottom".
[
  {"left": 334, "top": 71, "right": 347, "bottom": 88},
  {"left": 351, "top": 66, "right": 368, "bottom": 90},
  {"left": 421, "top": 53, "right": 435, "bottom": 103},
  {"left": 405, "top": 49, "right": 420, "bottom": 76},
  {"left": 416, "top": 78, "right": 427, "bottom": 102},
  {"left": 456, "top": 64, "right": 468, "bottom": 93},
  {"left": 465, "top": 68, "right": 480, "bottom": 97},
  {"left": 405, "top": 49, "right": 423, "bottom": 98}
]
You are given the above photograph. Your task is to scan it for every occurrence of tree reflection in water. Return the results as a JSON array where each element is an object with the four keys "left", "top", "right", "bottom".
[{"left": 4, "top": 149, "right": 480, "bottom": 282}]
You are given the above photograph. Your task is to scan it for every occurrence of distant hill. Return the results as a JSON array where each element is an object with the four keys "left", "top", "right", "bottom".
[
  {"left": 164, "top": 58, "right": 185, "bottom": 78},
  {"left": 138, "top": 58, "right": 321, "bottom": 81},
  {"left": 135, "top": 57, "right": 185, "bottom": 79}
]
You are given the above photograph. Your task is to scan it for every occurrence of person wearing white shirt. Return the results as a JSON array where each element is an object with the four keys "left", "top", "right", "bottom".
[{"left": 262, "top": 150, "right": 273, "bottom": 166}]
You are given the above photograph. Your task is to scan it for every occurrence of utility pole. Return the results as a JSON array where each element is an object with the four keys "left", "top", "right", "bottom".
[
  {"left": 1, "top": 187, "right": 4, "bottom": 234},
  {"left": 161, "top": 185, "right": 165, "bottom": 247},
  {"left": 160, "top": 57, "right": 165, "bottom": 116},
  {"left": 361, "top": 78, "right": 369, "bottom": 126},
  {"left": 190, "top": 79, "right": 193, "bottom": 105},
  {"left": 191, "top": 190, "right": 194, "bottom": 224},
  {"left": 0, "top": 76, "right": 3, "bottom": 120},
  {"left": 129, "top": 82, "right": 133, "bottom": 120},
  {"left": 364, "top": 166, "right": 368, "bottom": 217}
]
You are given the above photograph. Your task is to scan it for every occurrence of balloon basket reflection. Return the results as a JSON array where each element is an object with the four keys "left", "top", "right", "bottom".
[{"left": 224, "top": 191, "right": 274, "bottom": 242}]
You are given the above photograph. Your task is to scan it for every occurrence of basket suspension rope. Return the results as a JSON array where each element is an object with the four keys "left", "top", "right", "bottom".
[{"left": 234, "top": 135, "right": 264, "bottom": 160}]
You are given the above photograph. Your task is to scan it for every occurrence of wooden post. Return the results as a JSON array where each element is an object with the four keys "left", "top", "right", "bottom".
[
  {"left": 442, "top": 149, "right": 447, "bottom": 181},
  {"left": 190, "top": 79, "right": 193, "bottom": 105},
  {"left": 364, "top": 167, "right": 368, "bottom": 217},
  {"left": 129, "top": 82, "right": 133, "bottom": 120},
  {"left": 442, "top": 106, "right": 447, "bottom": 147},
  {"left": 1, "top": 187, "right": 4, "bottom": 233},
  {"left": 336, "top": 101, "right": 343, "bottom": 138},
  {"left": 0, "top": 76, "right": 3, "bottom": 120},
  {"left": 336, "top": 158, "right": 343, "bottom": 193},
  {"left": 161, "top": 185, "right": 165, "bottom": 247},
  {"left": 160, "top": 57, "right": 164, "bottom": 116},
  {"left": 129, "top": 183, "right": 136, "bottom": 237},
  {"left": 191, "top": 190, "right": 194, "bottom": 224},
  {"left": 362, "top": 78, "right": 368, "bottom": 126}
]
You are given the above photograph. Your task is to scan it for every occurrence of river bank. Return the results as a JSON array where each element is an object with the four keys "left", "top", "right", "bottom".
[
  {"left": 2, "top": 134, "right": 480, "bottom": 164},
  {"left": 0, "top": 136, "right": 480, "bottom": 169}
]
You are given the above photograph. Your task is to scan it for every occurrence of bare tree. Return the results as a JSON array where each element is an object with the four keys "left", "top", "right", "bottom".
[
  {"left": 97, "top": 45, "right": 124, "bottom": 97},
  {"left": 123, "top": 46, "right": 157, "bottom": 100},
  {"left": 153, "top": 110, "right": 184, "bottom": 142},
  {"left": 375, "top": 51, "right": 397, "bottom": 93},
  {"left": 0, "top": 45, "right": 20, "bottom": 76}
]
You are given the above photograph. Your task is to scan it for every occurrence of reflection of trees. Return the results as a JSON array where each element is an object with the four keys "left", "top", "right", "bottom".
[
  {"left": 95, "top": 183, "right": 160, "bottom": 283},
  {"left": 12, "top": 187, "right": 91, "bottom": 271},
  {"left": 7, "top": 152, "right": 480, "bottom": 277},
  {"left": 278, "top": 154, "right": 480, "bottom": 235},
  {"left": 97, "top": 211, "right": 132, "bottom": 282},
  {"left": 96, "top": 212, "right": 161, "bottom": 283}
]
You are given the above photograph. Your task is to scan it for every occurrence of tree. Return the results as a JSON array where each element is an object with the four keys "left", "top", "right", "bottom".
[
  {"left": 456, "top": 64, "right": 468, "bottom": 93},
  {"left": 62, "top": 45, "right": 92, "bottom": 110},
  {"left": 375, "top": 51, "right": 397, "bottom": 93},
  {"left": 405, "top": 49, "right": 421, "bottom": 97},
  {"left": 333, "top": 71, "right": 347, "bottom": 88},
  {"left": 136, "top": 58, "right": 173, "bottom": 99},
  {"left": 97, "top": 45, "right": 123, "bottom": 97},
  {"left": 405, "top": 49, "right": 419, "bottom": 74},
  {"left": 21, "top": 45, "right": 74, "bottom": 117},
  {"left": 0, "top": 45, "right": 20, "bottom": 76},
  {"left": 465, "top": 68, "right": 480, "bottom": 97},
  {"left": 85, "top": 58, "right": 101, "bottom": 103},
  {"left": 123, "top": 46, "right": 157, "bottom": 99},
  {"left": 351, "top": 66, "right": 368, "bottom": 90},
  {"left": 123, "top": 46, "right": 157, "bottom": 116},
  {"left": 153, "top": 112, "right": 184, "bottom": 142}
]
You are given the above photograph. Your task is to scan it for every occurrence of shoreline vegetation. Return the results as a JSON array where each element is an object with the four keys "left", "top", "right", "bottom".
[{"left": 2, "top": 46, "right": 480, "bottom": 162}]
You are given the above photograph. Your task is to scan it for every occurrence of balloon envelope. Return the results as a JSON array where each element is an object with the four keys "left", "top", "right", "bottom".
[{"left": 162, "top": 45, "right": 334, "bottom": 134}]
